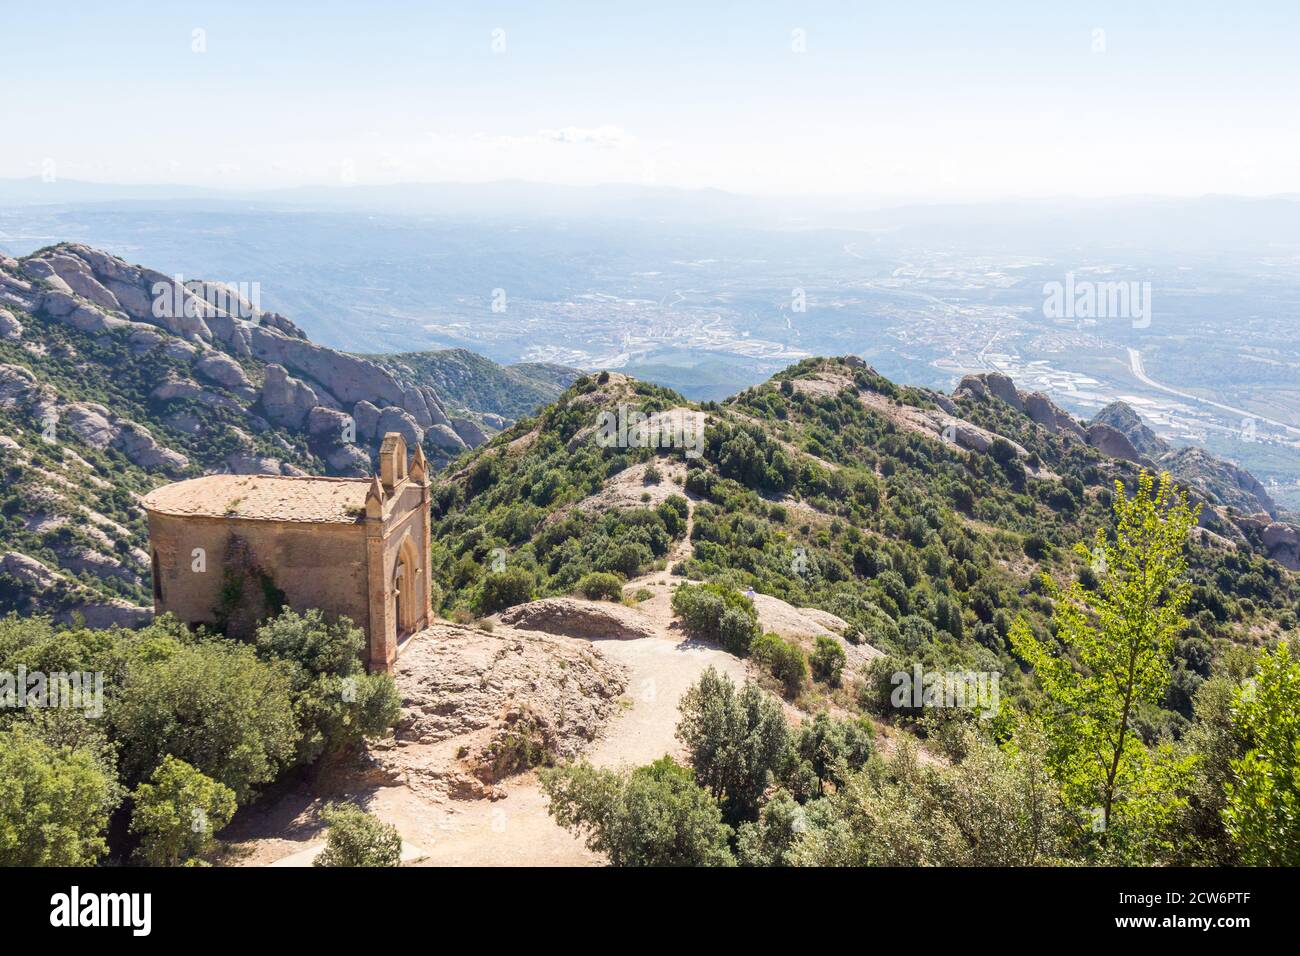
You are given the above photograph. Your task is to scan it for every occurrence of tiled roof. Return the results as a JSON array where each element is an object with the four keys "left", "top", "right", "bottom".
[{"left": 141, "top": 474, "right": 370, "bottom": 524}]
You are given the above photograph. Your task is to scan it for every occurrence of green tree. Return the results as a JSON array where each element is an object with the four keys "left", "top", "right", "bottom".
[
  {"left": 1224, "top": 640, "right": 1300, "bottom": 864},
  {"left": 736, "top": 789, "right": 805, "bottom": 866},
  {"left": 541, "top": 757, "right": 734, "bottom": 866},
  {"left": 671, "top": 583, "right": 760, "bottom": 655},
  {"left": 129, "top": 756, "right": 236, "bottom": 866},
  {"left": 254, "top": 609, "right": 401, "bottom": 765},
  {"left": 676, "top": 667, "right": 791, "bottom": 822},
  {"left": 0, "top": 724, "right": 120, "bottom": 866},
  {"left": 477, "top": 567, "right": 535, "bottom": 614},
  {"left": 793, "top": 711, "right": 875, "bottom": 793},
  {"left": 576, "top": 571, "right": 625, "bottom": 601},
  {"left": 789, "top": 726, "right": 1066, "bottom": 866},
  {"left": 1010, "top": 472, "right": 1198, "bottom": 847},
  {"left": 254, "top": 607, "right": 364, "bottom": 675},
  {"left": 112, "top": 639, "right": 299, "bottom": 802},
  {"left": 313, "top": 803, "right": 403, "bottom": 867}
]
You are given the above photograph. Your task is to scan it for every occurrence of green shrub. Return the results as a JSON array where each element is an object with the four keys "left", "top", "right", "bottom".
[
  {"left": 656, "top": 495, "right": 689, "bottom": 538},
  {"left": 253, "top": 608, "right": 402, "bottom": 764},
  {"left": 792, "top": 711, "right": 874, "bottom": 792},
  {"left": 477, "top": 567, "right": 536, "bottom": 614},
  {"left": 112, "top": 639, "right": 299, "bottom": 802},
  {"left": 718, "top": 606, "right": 759, "bottom": 656},
  {"left": 541, "top": 757, "right": 734, "bottom": 866},
  {"left": 129, "top": 756, "right": 236, "bottom": 866},
  {"left": 0, "top": 724, "right": 120, "bottom": 866},
  {"left": 676, "top": 667, "right": 791, "bottom": 823},
  {"left": 313, "top": 803, "right": 402, "bottom": 867},
  {"left": 576, "top": 572, "right": 625, "bottom": 601},
  {"left": 1023, "top": 533, "right": 1049, "bottom": 560},
  {"left": 810, "top": 635, "right": 847, "bottom": 687},
  {"left": 254, "top": 607, "right": 363, "bottom": 677},
  {"left": 751, "top": 632, "right": 808, "bottom": 697},
  {"left": 598, "top": 541, "right": 653, "bottom": 577},
  {"left": 671, "top": 583, "right": 760, "bottom": 655}
]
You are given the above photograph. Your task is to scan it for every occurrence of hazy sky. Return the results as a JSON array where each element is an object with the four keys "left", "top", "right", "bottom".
[{"left": 4, "top": 0, "right": 1298, "bottom": 199}]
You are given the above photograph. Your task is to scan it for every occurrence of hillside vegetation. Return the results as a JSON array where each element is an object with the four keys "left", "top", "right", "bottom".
[
  {"left": 421, "top": 358, "right": 1299, "bottom": 865},
  {"left": 430, "top": 359, "right": 1296, "bottom": 736}
]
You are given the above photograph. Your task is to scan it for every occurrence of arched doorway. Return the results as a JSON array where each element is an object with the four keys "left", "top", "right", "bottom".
[{"left": 391, "top": 537, "right": 419, "bottom": 641}]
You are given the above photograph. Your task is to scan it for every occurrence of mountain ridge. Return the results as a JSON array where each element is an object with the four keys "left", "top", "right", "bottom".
[{"left": 2, "top": 242, "right": 1296, "bottom": 648}]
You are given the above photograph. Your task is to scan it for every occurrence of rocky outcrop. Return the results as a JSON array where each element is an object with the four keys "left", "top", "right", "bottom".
[
  {"left": 1, "top": 551, "right": 64, "bottom": 590},
  {"left": 497, "top": 597, "right": 658, "bottom": 641},
  {"left": 150, "top": 378, "right": 243, "bottom": 412},
  {"left": 376, "top": 406, "right": 423, "bottom": 450},
  {"left": 1083, "top": 402, "right": 1276, "bottom": 517},
  {"left": 194, "top": 350, "right": 254, "bottom": 395},
  {"left": 0, "top": 363, "right": 46, "bottom": 408},
  {"left": 956, "top": 374, "right": 1089, "bottom": 442},
  {"left": 224, "top": 452, "right": 285, "bottom": 476},
  {"left": 0, "top": 261, "right": 38, "bottom": 312},
  {"left": 352, "top": 400, "right": 381, "bottom": 441},
  {"left": 62, "top": 403, "right": 117, "bottom": 447},
  {"left": 451, "top": 417, "right": 489, "bottom": 447},
  {"left": 375, "top": 622, "right": 627, "bottom": 799},
  {"left": 1159, "top": 446, "right": 1276, "bottom": 517},
  {"left": 1024, "top": 391, "right": 1087, "bottom": 440},
  {"left": 60, "top": 602, "right": 153, "bottom": 629},
  {"left": 0, "top": 308, "right": 21, "bottom": 340},
  {"left": 59, "top": 401, "right": 188, "bottom": 474},
  {"left": 260, "top": 364, "right": 318, "bottom": 429},
  {"left": 306, "top": 405, "right": 354, "bottom": 442},
  {"left": 112, "top": 420, "right": 189, "bottom": 473},
  {"left": 247, "top": 325, "right": 402, "bottom": 407},
  {"left": 1092, "top": 401, "right": 1167, "bottom": 457},
  {"left": 326, "top": 444, "right": 371, "bottom": 476},
  {"left": 1262, "top": 522, "right": 1300, "bottom": 570},
  {"left": 426, "top": 423, "right": 466, "bottom": 451},
  {"left": 1086, "top": 422, "right": 1145, "bottom": 464},
  {"left": 982, "top": 372, "right": 1023, "bottom": 410}
]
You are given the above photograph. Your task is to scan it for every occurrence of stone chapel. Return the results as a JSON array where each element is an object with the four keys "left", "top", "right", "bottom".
[{"left": 141, "top": 432, "right": 431, "bottom": 671}]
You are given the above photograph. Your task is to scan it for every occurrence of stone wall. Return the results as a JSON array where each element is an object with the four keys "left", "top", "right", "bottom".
[{"left": 147, "top": 513, "right": 370, "bottom": 639}]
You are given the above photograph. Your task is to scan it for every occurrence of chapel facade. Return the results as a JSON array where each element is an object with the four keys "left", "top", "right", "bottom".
[{"left": 140, "top": 432, "right": 431, "bottom": 672}]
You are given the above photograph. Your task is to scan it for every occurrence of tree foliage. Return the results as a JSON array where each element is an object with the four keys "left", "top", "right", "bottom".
[
  {"left": 541, "top": 757, "right": 734, "bottom": 866},
  {"left": 1011, "top": 472, "right": 1198, "bottom": 850},
  {"left": 1224, "top": 640, "right": 1300, "bottom": 864},
  {"left": 0, "top": 724, "right": 120, "bottom": 866},
  {"left": 313, "top": 803, "right": 403, "bottom": 867},
  {"left": 129, "top": 756, "right": 236, "bottom": 866},
  {"left": 676, "top": 667, "right": 790, "bottom": 822},
  {"left": 111, "top": 638, "right": 299, "bottom": 803}
]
